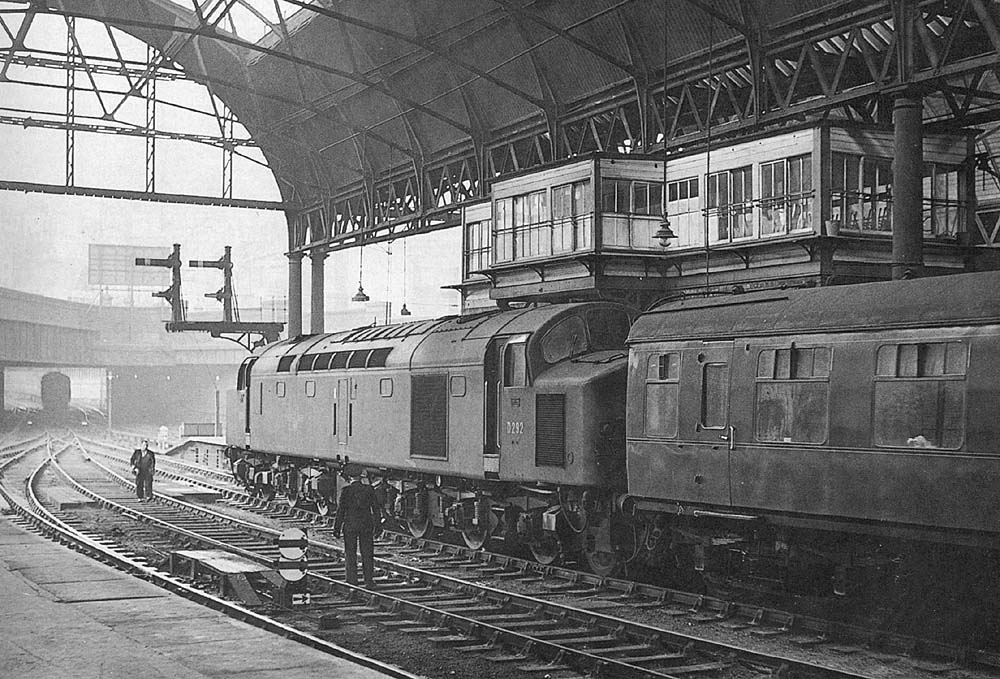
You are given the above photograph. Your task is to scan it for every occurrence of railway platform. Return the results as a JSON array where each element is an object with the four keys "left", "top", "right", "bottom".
[{"left": 0, "top": 514, "right": 408, "bottom": 679}]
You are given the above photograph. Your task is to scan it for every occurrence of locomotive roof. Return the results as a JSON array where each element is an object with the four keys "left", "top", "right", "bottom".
[
  {"left": 254, "top": 302, "right": 625, "bottom": 371},
  {"left": 629, "top": 271, "right": 1000, "bottom": 343}
]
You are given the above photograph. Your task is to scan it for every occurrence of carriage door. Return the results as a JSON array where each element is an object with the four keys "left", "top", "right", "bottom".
[
  {"left": 335, "top": 378, "right": 350, "bottom": 447},
  {"left": 685, "top": 343, "right": 734, "bottom": 505}
]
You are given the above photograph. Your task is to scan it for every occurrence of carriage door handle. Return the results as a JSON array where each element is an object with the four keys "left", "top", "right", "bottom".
[{"left": 720, "top": 425, "right": 735, "bottom": 450}]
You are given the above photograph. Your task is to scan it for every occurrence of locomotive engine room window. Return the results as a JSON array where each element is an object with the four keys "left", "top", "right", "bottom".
[
  {"left": 504, "top": 341, "right": 527, "bottom": 386},
  {"left": 276, "top": 381, "right": 286, "bottom": 398},
  {"left": 541, "top": 316, "right": 588, "bottom": 363},
  {"left": 874, "top": 342, "right": 967, "bottom": 449},
  {"left": 277, "top": 355, "right": 295, "bottom": 372},
  {"left": 450, "top": 375, "right": 467, "bottom": 397},
  {"left": 645, "top": 353, "right": 679, "bottom": 437},
  {"left": 755, "top": 347, "right": 830, "bottom": 443},
  {"left": 701, "top": 363, "right": 729, "bottom": 429},
  {"left": 348, "top": 350, "right": 371, "bottom": 369},
  {"left": 330, "top": 352, "right": 349, "bottom": 369},
  {"left": 379, "top": 378, "right": 393, "bottom": 398},
  {"left": 305, "top": 380, "right": 316, "bottom": 398}
]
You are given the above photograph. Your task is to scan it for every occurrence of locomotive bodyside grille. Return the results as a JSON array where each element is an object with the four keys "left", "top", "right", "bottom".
[
  {"left": 411, "top": 374, "right": 448, "bottom": 459},
  {"left": 535, "top": 393, "right": 566, "bottom": 467}
]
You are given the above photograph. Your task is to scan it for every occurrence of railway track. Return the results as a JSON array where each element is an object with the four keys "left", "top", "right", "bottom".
[
  {"left": 75, "top": 433, "right": 1000, "bottom": 674},
  {"left": 3, "top": 431, "right": 989, "bottom": 678}
]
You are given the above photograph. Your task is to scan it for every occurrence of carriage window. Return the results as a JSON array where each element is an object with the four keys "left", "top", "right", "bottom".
[
  {"left": 276, "top": 381, "right": 286, "bottom": 398},
  {"left": 755, "top": 347, "right": 830, "bottom": 443},
  {"left": 874, "top": 342, "right": 966, "bottom": 449},
  {"left": 541, "top": 316, "right": 588, "bottom": 363},
  {"left": 701, "top": 363, "right": 729, "bottom": 429},
  {"left": 645, "top": 353, "right": 679, "bottom": 437},
  {"left": 305, "top": 380, "right": 316, "bottom": 398},
  {"left": 503, "top": 342, "right": 527, "bottom": 387}
]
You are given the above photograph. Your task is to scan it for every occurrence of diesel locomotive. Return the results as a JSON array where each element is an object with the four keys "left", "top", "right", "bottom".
[
  {"left": 227, "top": 270, "right": 1000, "bottom": 587},
  {"left": 227, "top": 302, "right": 632, "bottom": 572}
]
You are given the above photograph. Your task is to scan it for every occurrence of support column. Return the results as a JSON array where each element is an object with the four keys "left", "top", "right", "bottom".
[
  {"left": 287, "top": 252, "right": 303, "bottom": 338},
  {"left": 310, "top": 249, "right": 327, "bottom": 335},
  {"left": 892, "top": 93, "right": 923, "bottom": 280}
]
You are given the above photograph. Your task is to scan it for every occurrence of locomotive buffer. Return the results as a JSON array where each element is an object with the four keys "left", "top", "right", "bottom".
[{"left": 136, "top": 244, "right": 283, "bottom": 349}]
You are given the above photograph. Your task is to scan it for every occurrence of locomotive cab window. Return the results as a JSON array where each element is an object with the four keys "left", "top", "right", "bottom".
[
  {"left": 504, "top": 340, "right": 528, "bottom": 387},
  {"left": 874, "top": 342, "right": 966, "bottom": 449},
  {"left": 755, "top": 347, "right": 830, "bottom": 443},
  {"left": 645, "top": 353, "right": 679, "bottom": 437},
  {"left": 541, "top": 316, "right": 587, "bottom": 363}
]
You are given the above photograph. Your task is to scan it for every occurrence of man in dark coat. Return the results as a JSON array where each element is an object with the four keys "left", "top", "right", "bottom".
[
  {"left": 333, "top": 464, "right": 380, "bottom": 587},
  {"left": 129, "top": 439, "right": 156, "bottom": 501}
]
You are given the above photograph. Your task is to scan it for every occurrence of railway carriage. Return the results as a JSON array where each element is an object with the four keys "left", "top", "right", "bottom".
[
  {"left": 227, "top": 302, "right": 632, "bottom": 570},
  {"left": 624, "top": 270, "right": 1000, "bottom": 590}
]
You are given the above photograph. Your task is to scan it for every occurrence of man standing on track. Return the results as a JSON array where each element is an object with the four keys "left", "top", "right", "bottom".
[
  {"left": 130, "top": 439, "right": 156, "bottom": 502},
  {"left": 332, "top": 464, "right": 380, "bottom": 588}
]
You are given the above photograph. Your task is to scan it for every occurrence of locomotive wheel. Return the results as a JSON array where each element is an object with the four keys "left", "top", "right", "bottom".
[
  {"left": 528, "top": 534, "right": 561, "bottom": 566},
  {"left": 407, "top": 515, "right": 433, "bottom": 539},
  {"left": 255, "top": 483, "right": 276, "bottom": 502},
  {"left": 315, "top": 495, "right": 332, "bottom": 516},
  {"left": 460, "top": 512, "right": 497, "bottom": 551},
  {"left": 583, "top": 547, "right": 621, "bottom": 577}
]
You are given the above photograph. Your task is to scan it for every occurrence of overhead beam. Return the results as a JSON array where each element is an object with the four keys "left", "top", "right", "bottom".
[{"left": 0, "top": 179, "right": 287, "bottom": 210}]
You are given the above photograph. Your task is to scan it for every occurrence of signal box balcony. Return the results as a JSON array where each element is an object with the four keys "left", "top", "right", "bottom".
[{"left": 457, "top": 122, "right": 978, "bottom": 311}]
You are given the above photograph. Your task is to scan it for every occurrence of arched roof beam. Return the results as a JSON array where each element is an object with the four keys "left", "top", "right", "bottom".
[
  {"left": 280, "top": 0, "right": 548, "bottom": 111},
  {"left": 490, "top": 0, "right": 638, "bottom": 77},
  {"left": 679, "top": 0, "right": 746, "bottom": 34},
  {"left": 40, "top": 5, "right": 474, "bottom": 136}
]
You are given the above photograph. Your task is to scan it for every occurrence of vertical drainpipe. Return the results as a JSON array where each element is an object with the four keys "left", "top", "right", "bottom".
[
  {"left": 287, "top": 252, "right": 303, "bottom": 338},
  {"left": 310, "top": 249, "right": 327, "bottom": 334},
  {"left": 892, "top": 93, "right": 924, "bottom": 280}
]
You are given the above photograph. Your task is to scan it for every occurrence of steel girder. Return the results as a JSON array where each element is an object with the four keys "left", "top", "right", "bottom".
[{"left": 3, "top": 1, "right": 1000, "bottom": 253}]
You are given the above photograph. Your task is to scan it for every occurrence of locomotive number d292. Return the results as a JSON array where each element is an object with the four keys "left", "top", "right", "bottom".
[{"left": 505, "top": 421, "right": 524, "bottom": 435}]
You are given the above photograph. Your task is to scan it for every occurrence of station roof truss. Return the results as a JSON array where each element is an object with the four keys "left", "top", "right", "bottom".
[{"left": 4, "top": 0, "right": 1000, "bottom": 249}]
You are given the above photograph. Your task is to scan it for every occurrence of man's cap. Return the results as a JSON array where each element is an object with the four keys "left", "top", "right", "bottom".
[{"left": 343, "top": 463, "right": 364, "bottom": 478}]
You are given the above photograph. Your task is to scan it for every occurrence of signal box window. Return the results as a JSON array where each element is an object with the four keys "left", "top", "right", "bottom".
[
  {"left": 667, "top": 177, "right": 699, "bottom": 247},
  {"left": 755, "top": 347, "right": 830, "bottom": 443},
  {"left": 645, "top": 353, "right": 679, "bottom": 437},
  {"left": 874, "top": 342, "right": 966, "bottom": 449}
]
